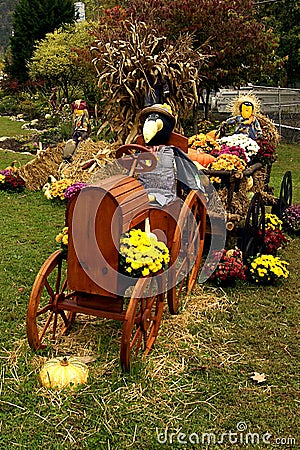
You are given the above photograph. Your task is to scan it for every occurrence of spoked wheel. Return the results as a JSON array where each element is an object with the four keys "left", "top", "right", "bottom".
[
  {"left": 273, "top": 171, "right": 292, "bottom": 218},
  {"left": 167, "top": 190, "right": 206, "bottom": 315},
  {"left": 120, "top": 275, "right": 165, "bottom": 372},
  {"left": 240, "top": 192, "right": 265, "bottom": 260},
  {"left": 116, "top": 143, "right": 157, "bottom": 175},
  {"left": 26, "top": 250, "right": 76, "bottom": 350}
]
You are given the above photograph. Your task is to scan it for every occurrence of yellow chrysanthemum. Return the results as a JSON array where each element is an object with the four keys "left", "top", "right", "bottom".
[
  {"left": 55, "top": 233, "right": 63, "bottom": 243},
  {"left": 250, "top": 254, "right": 289, "bottom": 283},
  {"left": 265, "top": 213, "right": 283, "bottom": 231},
  {"left": 120, "top": 229, "right": 169, "bottom": 277}
]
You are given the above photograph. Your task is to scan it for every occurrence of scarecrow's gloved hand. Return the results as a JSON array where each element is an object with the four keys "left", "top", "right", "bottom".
[{"left": 216, "top": 122, "right": 227, "bottom": 138}]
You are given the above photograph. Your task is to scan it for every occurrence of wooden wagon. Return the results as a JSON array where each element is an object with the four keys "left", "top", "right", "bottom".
[
  {"left": 202, "top": 161, "right": 292, "bottom": 259},
  {"left": 26, "top": 133, "right": 207, "bottom": 371}
]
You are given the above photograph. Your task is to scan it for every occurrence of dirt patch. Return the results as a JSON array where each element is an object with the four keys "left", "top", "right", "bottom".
[{"left": 0, "top": 138, "right": 23, "bottom": 152}]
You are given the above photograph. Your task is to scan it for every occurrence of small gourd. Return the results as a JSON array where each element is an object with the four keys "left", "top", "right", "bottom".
[
  {"left": 39, "top": 356, "right": 89, "bottom": 389},
  {"left": 245, "top": 176, "right": 254, "bottom": 191}
]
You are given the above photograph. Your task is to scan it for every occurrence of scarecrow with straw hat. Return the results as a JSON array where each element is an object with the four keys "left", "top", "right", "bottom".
[
  {"left": 219, "top": 93, "right": 263, "bottom": 140},
  {"left": 137, "top": 103, "right": 203, "bottom": 205}
]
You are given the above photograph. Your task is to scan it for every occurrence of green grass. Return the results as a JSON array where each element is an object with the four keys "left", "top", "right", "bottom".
[
  {"left": 0, "top": 116, "right": 32, "bottom": 138},
  {"left": 0, "top": 145, "right": 299, "bottom": 449},
  {"left": 270, "top": 143, "right": 300, "bottom": 203}
]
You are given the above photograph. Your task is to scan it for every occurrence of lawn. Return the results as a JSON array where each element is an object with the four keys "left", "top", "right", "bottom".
[
  {"left": 0, "top": 144, "right": 299, "bottom": 449},
  {"left": 270, "top": 143, "right": 300, "bottom": 203},
  {"left": 0, "top": 115, "right": 32, "bottom": 138}
]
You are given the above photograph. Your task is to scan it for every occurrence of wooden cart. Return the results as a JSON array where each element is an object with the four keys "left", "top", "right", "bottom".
[
  {"left": 26, "top": 134, "right": 206, "bottom": 371},
  {"left": 203, "top": 161, "right": 292, "bottom": 259}
]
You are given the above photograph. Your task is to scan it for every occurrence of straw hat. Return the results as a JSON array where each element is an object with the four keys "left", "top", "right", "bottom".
[
  {"left": 229, "top": 93, "right": 261, "bottom": 116},
  {"left": 140, "top": 103, "right": 176, "bottom": 129}
]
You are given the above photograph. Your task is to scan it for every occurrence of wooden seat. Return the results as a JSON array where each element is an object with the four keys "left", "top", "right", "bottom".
[{"left": 135, "top": 131, "right": 188, "bottom": 153}]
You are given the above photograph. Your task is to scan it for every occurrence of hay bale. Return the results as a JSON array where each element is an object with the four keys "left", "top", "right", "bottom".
[
  {"left": 207, "top": 177, "right": 251, "bottom": 219},
  {"left": 257, "top": 113, "right": 280, "bottom": 146},
  {"left": 60, "top": 139, "right": 119, "bottom": 183},
  {"left": 252, "top": 166, "right": 277, "bottom": 205},
  {"left": 207, "top": 186, "right": 228, "bottom": 214},
  {"left": 229, "top": 180, "right": 250, "bottom": 216},
  {"left": 17, "top": 139, "right": 121, "bottom": 189},
  {"left": 17, "top": 144, "right": 64, "bottom": 190},
  {"left": 88, "top": 160, "right": 127, "bottom": 184}
]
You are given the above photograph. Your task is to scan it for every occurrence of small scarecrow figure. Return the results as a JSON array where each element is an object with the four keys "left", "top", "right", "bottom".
[
  {"left": 71, "top": 99, "right": 91, "bottom": 145},
  {"left": 220, "top": 93, "right": 263, "bottom": 140},
  {"left": 49, "top": 87, "right": 58, "bottom": 110},
  {"left": 62, "top": 99, "right": 91, "bottom": 161}
]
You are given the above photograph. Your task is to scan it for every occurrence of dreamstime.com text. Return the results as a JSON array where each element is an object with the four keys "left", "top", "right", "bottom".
[{"left": 156, "top": 422, "right": 296, "bottom": 446}]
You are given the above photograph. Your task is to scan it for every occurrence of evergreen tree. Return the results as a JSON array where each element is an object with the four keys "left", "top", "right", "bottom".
[
  {"left": 0, "top": 0, "right": 18, "bottom": 55},
  {"left": 6, "top": 0, "right": 74, "bottom": 82}
]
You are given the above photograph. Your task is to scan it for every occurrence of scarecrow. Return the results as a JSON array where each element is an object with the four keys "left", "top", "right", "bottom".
[
  {"left": 63, "top": 99, "right": 91, "bottom": 161},
  {"left": 49, "top": 87, "right": 58, "bottom": 110},
  {"left": 219, "top": 93, "right": 263, "bottom": 140},
  {"left": 71, "top": 99, "right": 91, "bottom": 145},
  {"left": 137, "top": 103, "right": 203, "bottom": 205}
]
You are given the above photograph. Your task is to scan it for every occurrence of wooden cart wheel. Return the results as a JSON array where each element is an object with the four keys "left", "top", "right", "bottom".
[
  {"left": 26, "top": 250, "right": 76, "bottom": 350},
  {"left": 116, "top": 144, "right": 157, "bottom": 175},
  {"left": 275, "top": 170, "right": 292, "bottom": 218},
  {"left": 240, "top": 192, "right": 265, "bottom": 260},
  {"left": 167, "top": 190, "right": 206, "bottom": 315},
  {"left": 120, "top": 275, "right": 165, "bottom": 372}
]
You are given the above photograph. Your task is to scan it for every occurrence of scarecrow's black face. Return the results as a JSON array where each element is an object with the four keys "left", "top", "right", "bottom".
[{"left": 143, "top": 112, "right": 173, "bottom": 146}]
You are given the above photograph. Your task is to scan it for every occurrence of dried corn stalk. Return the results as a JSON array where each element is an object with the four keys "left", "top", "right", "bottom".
[{"left": 92, "top": 20, "right": 208, "bottom": 143}]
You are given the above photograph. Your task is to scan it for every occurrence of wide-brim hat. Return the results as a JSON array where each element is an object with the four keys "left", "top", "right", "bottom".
[{"left": 140, "top": 103, "right": 176, "bottom": 129}]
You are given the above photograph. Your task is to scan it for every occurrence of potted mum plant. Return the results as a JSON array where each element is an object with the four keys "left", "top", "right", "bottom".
[
  {"left": 258, "top": 213, "right": 289, "bottom": 255},
  {"left": 282, "top": 204, "right": 300, "bottom": 235},
  {"left": 206, "top": 248, "right": 247, "bottom": 287},
  {"left": 249, "top": 254, "right": 289, "bottom": 285},
  {"left": 0, "top": 169, "right": 25, "bottom": 192},
  {"left": 119, "top": 228, "right": 170, "bottom": 277}
]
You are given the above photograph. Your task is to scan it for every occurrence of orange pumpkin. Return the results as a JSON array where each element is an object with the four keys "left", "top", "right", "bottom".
[
  {"left": 197, "top": 152, "right": 216, "bottom": 167},
  {"left": 188, "top": 149, "right": 215, "bottom": 167},
  {"left": 188, "top": 148, "right": 199, "bottom": 161}
]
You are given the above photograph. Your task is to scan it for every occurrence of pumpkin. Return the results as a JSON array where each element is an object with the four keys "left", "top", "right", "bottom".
[
  {"left": 39, "top": 356, "right": 89, "bottom": 389},
  {"left": 188, "top": 149, "right": 216, "bottom": 167},
  {"left": 196, "top": 152, "right": 216, "bottom": 167},
  {"left": 187, "top": 148, "right": 199, "bottom": 161}
]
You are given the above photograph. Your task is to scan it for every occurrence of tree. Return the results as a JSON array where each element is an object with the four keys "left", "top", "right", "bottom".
[
  {"left": 6, "top": 0, "right": 74, "bottom": 83},
  {"left": 125, "top": 0, "right": 280, "bottom": 118},
  {"left": 28, "top": 21, "right": 97, "bottom": 100},
  {"left": 254, "top": 0, "right": 300, "bottom": 87},
  {"left": 0, "top": 0, "right": 18, "bottom": 55}
]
